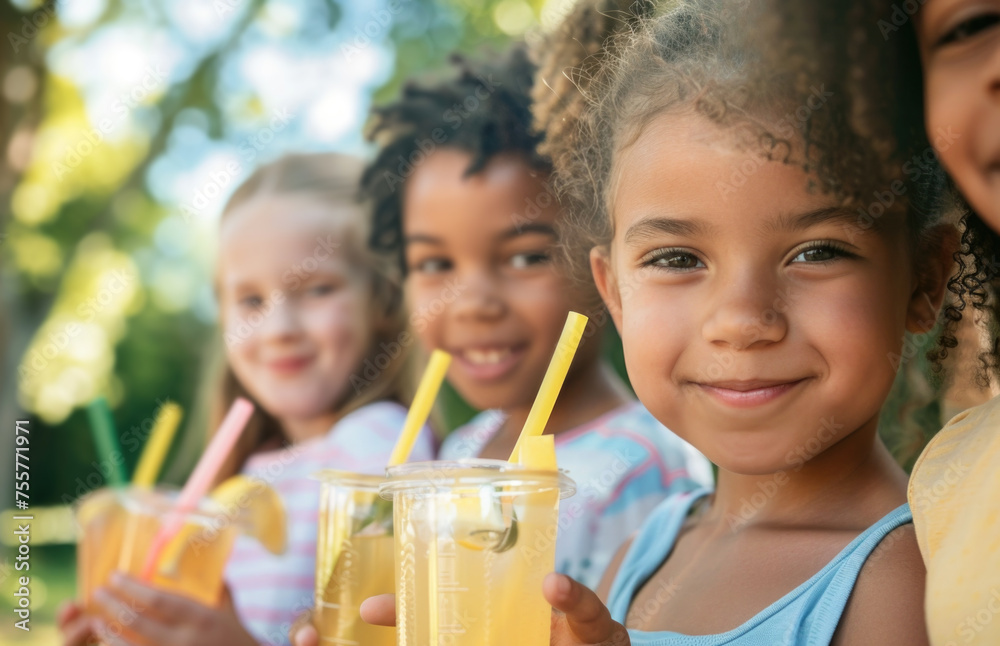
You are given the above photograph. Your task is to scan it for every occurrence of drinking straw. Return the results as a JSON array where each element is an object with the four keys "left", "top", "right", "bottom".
[
  {"left": 139, "top": 397, "right": 254, "bottom": 581},
  {"left": 387, "top": 349, "right": 452, "bottom": 466},
  {"left": 509, "top": 311, "right": 589, "bottom": 462},
  {"left": 132, "top": 402, "right": 183, "bottom": 488},
  {"left": 86, "top": 396, "right": 127, "bottom": 487}
]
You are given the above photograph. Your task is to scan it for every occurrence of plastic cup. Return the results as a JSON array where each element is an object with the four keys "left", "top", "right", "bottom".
[
  {"left": 75, "top": 487, "right": 240, "bottom": 612},
  {"left": 381, "top": 459, "right": 576, "bottom": 646},
  {"left": 313, "top": 470, "right": 396, "bottom": 646}
]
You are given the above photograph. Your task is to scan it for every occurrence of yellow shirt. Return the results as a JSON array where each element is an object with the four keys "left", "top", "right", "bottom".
[{"left": 908, "top": 397, "right": 1000, "bottom": 646}]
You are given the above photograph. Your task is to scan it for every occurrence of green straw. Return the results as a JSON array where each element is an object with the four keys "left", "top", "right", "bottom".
[{"left": 86, "top": 396, "right": 127, "bottom": 487}]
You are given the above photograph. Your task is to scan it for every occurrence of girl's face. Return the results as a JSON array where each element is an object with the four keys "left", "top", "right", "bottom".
[
  {"left": 218, "top": 196, "right": 372, "bottom": 432},
  {"left": 403, "top": 149, "right": 597, "bottom": 411},
  {"left": 592, "top": 113, "right": 936, "bottom": 475},
  {"left": 917, "top": 0, "right": 1000, "bottom": 229}
]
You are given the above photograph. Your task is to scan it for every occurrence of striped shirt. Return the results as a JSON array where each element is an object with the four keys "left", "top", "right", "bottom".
[
  {"left": 438, "top": 401, "right": 713, "bottom": 589},
  {"left": 225, "top": 401, "right": 436, "bottom": 645}
]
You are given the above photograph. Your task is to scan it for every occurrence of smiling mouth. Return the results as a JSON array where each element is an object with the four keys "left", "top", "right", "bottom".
[
  {"left": 695, "top": 378, "right": 808, "bottom": 408},
  {"left": 268, "top": 356, "right": 313, "bottom": 373},
  {"left": 453, "top": 345, "right": 526, "bottom": 381}
]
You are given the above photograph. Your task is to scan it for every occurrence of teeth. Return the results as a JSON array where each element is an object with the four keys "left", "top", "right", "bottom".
[{"left": 463, "top": 348, "right": 512, "bottom": 365}]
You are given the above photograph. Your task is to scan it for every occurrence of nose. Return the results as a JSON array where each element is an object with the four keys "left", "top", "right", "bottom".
[
  {"left": 449, "top": 268, "right": 506, "bottom": 322},
  {"left": 257, "top": 296, "right": 304, "bottom": 341},
  {"left": 701, "top": 269, "right": 788, "bottom": 350}
]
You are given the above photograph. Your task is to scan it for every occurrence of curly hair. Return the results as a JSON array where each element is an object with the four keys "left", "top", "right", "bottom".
[
  {"left": 360, "top": 45, "right": 550, "bottom": 269},
  {"left": 539, "top": 0, "right": 964, "bottom": 463},
  {"left": 755, "top": 0, "right": 1000, "bottom": 390}
]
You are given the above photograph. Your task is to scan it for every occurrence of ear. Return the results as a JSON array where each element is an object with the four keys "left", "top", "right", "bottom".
[
  {"left": 906, "top": 223, "right": 959, "bottom": 334},
  {"left": 590, "top": 246, "right": 623, "bottom": 333}
]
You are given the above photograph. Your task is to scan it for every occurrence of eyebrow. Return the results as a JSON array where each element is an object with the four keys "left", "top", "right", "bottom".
[
  {"left": 774, "top": 206, "right": 863, "bottom": 232},
  {"left": 404, "top": 223, "right": 558, "bottom": 247},
  {"left": 499, "top": 222, "right": 558, "bottom": 240},
  {"left": 623, "top": 216, "right": 709, "bottom": 245}
]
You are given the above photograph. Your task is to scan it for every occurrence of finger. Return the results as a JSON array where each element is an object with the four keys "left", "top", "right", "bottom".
[
  {"left": 92, "top": 585, "right": 174, "bottom": 646},
  {"left": 60, "top": 615, "right": 97, "bottom": 646},
  {"left": 107, "top": 573, "right": 201, "bottom": 623},
  {"left": 289, "top": 609, "right": 317, "bottom": 646},
  {"left": 57, "top": 600, "right": 82, "bottom": 628},
  {"left": 292, "top": 622, "right": 319, "bottom": 646},
  {"left": 359, "top": 594, "right": 397, "bottom": 627},
  {"left": 543, "top": 573, "right": 627, "bottom": 644}
]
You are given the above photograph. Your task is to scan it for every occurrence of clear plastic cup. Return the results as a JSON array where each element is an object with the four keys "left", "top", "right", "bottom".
[
  {"left": 75, "top": 487, "right": 239, "bottom": 610},
  {"left": 381, "top": 459, "right": 576, "bottom": 646},
  {"left": 313, "top": 470, "right": 395, "bottom": 646}
]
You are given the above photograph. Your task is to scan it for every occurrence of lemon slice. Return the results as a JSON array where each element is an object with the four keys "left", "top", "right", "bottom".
[
  {"left": 211, "top": 475, "right": 287, "bottom": 555},
  {"left": 517, "top": 435, "right": 557, "bottom": 470},
  {"left": 452, "top": 487, "right": 514, "bottom": 552}
]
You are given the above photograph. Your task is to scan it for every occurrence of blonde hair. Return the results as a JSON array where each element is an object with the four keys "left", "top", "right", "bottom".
[{"left": 210, "top": 152, "right": 413, "bottom": 483}]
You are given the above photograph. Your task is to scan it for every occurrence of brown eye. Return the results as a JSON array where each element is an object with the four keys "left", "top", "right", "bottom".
[
  {"left": 938, "top": 13, "right": 1000, "bottom": 46},
  {"left": 644, "top": 249, "right": 704, "bottom": 270}
]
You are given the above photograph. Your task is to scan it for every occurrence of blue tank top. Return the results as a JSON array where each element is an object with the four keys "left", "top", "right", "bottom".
[{"left": 607, "top": 489, "right": 913, "bottom": 645}]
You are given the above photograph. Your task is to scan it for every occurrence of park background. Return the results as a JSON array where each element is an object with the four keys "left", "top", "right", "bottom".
[{"left": 0, "top": 0, "right": 991, "bottom": 642}]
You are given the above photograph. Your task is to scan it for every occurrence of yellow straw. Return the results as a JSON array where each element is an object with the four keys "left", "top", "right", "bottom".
[
  {"left": 132, "top": 402, "right": 183, "bottom": 488},
  {"left": 387, "top": 349, "right": 452, "bottom": 466},
  {"left": 509, "top": 311, "right": 589, "bottom": 462}
]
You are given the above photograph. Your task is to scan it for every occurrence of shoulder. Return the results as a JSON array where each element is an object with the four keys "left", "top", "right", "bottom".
[{"left": 833, "top": 523, "right": 928, "bottom": 646}]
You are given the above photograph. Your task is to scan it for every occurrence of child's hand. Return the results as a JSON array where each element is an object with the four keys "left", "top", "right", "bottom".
[
  {"left": 58, "top": 600, "right": 97, "bottom": 646},
  {"left": 544, "top": 573, "right": 630, "bottom": 646},
  {"left": 289, "top": 609, "right": 318, "bottom": 646},
  {"left": 91, "top": 574, "right": 258, "bottom": 645}
]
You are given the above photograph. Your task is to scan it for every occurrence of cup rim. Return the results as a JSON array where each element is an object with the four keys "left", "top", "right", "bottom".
[
  {"left": 74, "top": 485, "right": 229, "bottom": 527},
  {"left": 379, "top": 458, "right": 576, "bottom": 499},
  {"left": 311, "top": 469, "right": 385, "bottom": 490}
]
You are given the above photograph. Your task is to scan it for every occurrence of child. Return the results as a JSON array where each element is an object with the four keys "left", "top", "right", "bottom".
[
  {"left": 58, "top": 153, "right": 435, "bottom": 646},
  {"left": 526, "top": 0, "right": 962, "bottom": 642},
  {"left": 363, "top": 45, "right": 713, "bottom": 589},
  {"left": 751, "top": 2, "right": 1000, "bottom": 644}
]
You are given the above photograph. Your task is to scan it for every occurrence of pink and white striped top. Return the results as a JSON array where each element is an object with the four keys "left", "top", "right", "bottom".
[{"left": 224, "top": 401, "right": 435, "bottom": 645}]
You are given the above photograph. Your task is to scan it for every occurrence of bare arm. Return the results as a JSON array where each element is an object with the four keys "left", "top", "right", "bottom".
[{"left": 832, "top": 524, "right": 929, "bottom": 646}]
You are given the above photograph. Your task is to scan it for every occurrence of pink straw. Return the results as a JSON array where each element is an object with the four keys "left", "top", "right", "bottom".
[{"left": 140, "top": 398, "right": 254, "bottom": 581}]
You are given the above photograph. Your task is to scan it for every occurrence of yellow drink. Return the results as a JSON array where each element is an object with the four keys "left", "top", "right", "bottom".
[
  {"left": 383, "top": 459, "right": 575, "bottom": 646},
  {"left": 75, "top": 487, "right": 239, "bottom": 610},
  {"left": 76, "top": 488, "right": 128, "bottom": 615},
  {"left": 314, "top": 471, "right": 396, "bottom": 646}
]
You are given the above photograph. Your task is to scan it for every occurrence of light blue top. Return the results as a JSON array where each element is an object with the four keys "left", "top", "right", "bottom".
[{"left": 608, "top": 489, "right": 913, "bottom": 646}]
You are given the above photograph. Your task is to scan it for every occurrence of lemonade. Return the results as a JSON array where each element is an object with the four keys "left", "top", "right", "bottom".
[
  {"left": 76, "top": 489, "right": 128, "bottom": 615},
  {"left": 75, "top": 487, "right": 240, "bottom": 609},
  {"left": 383, "top": 459, "right": 575, "bottom": 646},
  {"left": 314, "top": 471, "right": 396, "bottom": 646}
]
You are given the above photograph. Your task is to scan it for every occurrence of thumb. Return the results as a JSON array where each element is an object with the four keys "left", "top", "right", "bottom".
[{"left": 543, "top": 573, "right": 628, "bottom": 644}]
